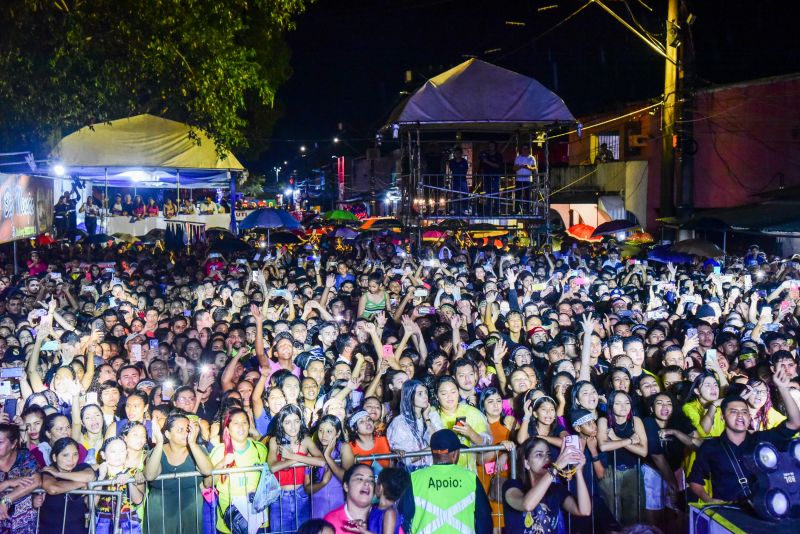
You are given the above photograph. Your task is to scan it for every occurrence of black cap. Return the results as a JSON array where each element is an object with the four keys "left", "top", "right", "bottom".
[{"left": 430, "top": 429, "right": 462, "bottom": 454}]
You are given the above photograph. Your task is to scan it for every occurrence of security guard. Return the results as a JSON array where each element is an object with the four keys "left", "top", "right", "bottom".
[{"left": 399, "top": 429, "right": 492, "bottom": 534}]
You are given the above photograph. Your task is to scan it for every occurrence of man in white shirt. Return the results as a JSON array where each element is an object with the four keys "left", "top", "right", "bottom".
[{"left": 513, "top": 145, "right": 536, "bottom": 214}]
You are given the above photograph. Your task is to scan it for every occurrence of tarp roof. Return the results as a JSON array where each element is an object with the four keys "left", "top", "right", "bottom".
[
  {"left": 50, "top": 114, "right": 244, "bottom": 188},
  {"left": 385, "top": 59, "right": 575, "bottom": 131}
]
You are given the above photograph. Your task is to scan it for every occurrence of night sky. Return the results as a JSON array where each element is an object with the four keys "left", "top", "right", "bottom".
[{"left": 261, "top": 0, "right": 799, "bottom": 174}]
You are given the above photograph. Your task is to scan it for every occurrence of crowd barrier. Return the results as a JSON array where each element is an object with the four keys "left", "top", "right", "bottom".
[{"left": 22, "top": 447, "right": 688, "bottom": 533}]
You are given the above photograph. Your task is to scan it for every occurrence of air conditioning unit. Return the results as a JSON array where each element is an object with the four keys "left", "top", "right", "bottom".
[{"left": 629, "top": 134, "right": 648, "bottom": 147}]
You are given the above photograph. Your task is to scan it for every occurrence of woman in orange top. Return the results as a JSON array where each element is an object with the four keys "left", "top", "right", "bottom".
[
  {"left": 478, "top": 387, "right": 516, "bottom": 532},
  {"left": 349, "top": 410, "right": 393, "bottom": 472}
]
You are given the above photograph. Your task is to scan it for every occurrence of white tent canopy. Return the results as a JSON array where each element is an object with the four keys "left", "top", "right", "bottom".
[
  {"left": 386, "top": 59, "right": 575, "bottom": 131},
  {"left": 50, "top": 114, "right": 244, "bottom": 188}
]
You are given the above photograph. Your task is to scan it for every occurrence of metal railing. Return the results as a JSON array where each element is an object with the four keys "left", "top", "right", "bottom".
[
  {"left": 23, "top": 444, "right": 516, "bottom": 534},
  {"left": 410, "top": 173, "right": 550, "bottom": 219},
  {"left": 22, "top": 445, "right": 689, "bottom": 533}
]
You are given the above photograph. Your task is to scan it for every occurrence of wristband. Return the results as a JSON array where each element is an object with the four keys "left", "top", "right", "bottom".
[{"left": 591, "top": 455, "right": 600, "bottom": 462}]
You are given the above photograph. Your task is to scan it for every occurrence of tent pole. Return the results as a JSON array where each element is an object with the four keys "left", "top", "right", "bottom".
[
  {"left": 229, "top": 171, "right": 237, "bottom": 234},
  {"left": 104, "top": 168, "right": 108, "bottom": 233},
  {"left": 176, "top": 169, "right": 180, "bottom": 208}
]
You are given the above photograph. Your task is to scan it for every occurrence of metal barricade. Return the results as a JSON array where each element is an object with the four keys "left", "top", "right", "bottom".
[{"left": 46, "top": 444, "right": 516, "bottom": 534}]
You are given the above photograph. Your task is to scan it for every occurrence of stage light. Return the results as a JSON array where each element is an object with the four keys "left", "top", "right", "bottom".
[
  {"left": 756, "top": 443, "right": 779, "bottom": 471},
  {"left": 767, "top": 489, "right": 789, "bottom": 517},
  {"left": 790, "top": 438, "right": 800, "bottom": 465},
  {"left": 300, "top": 145, "right": 306, "bottom": 152},
  {"left": 53, "top": 164, "right": 66, "bottom": 176},
  {"left": 333, "top": 137, "right": 340, "bottom": 143},
  {"left": 744, "top": 440, "right": 800, "bottom": 520},
  {"left": 285, "top": 188, "right": 293, "bottom": 197}
]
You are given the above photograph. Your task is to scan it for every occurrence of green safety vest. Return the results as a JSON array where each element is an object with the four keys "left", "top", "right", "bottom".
[{"left": 409, "top": 464, "right": 478, "bottom": 534}]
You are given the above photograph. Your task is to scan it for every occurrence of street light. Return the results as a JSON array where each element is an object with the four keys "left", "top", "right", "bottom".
[
  {"left": 274, "top": 166, "right": 281, "bottom": 184},
  {"left": 300, "top": 145, "right": 306, "bottom": 153},
  {"left": 333, "top": 137, "right": 340, "bottom": 143}
]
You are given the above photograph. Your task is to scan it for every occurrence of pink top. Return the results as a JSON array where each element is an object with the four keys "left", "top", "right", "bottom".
[{"left": 324, "top": 505, "right": 355, "bottom": 534}]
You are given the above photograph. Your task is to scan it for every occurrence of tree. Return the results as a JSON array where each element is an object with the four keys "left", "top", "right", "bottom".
[{"left": 0, "top": 0, "right": 310, "bottom": 156}]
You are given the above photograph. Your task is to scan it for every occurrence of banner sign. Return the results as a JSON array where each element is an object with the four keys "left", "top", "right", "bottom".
[{"left": 0, "top": 173, "right": 53, "bottom": 244}]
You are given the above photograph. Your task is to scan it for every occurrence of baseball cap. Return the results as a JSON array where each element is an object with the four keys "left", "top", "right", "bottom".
[{"left": 430, "top": 429, "right": 463, "bottom": 454}]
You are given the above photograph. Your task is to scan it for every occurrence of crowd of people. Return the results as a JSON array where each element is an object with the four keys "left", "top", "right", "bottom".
[
  {"left": 1, "top": 222, "right": 799, "bottom": 534},
  {"left": 55, "top": 190, "right": 232, "bottom": 238}
]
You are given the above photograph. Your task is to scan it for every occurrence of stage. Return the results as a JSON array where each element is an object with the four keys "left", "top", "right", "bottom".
[{"left": 690, "top": 503, "right": 800, "bottom": 534}]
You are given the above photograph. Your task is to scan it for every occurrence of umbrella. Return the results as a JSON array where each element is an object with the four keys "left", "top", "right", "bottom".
[
  {"left": 423, "top": 230, "right": 448, "bottom": 241},
  {"left": 619, "top": 244, "right": 642, "bottom": 259},
  {"left": 566, "top": 224, "right": 602, "bottom": 242},
  {"left": 323, "top": 209, "right": 359, "bottom": 222},
  {"left": 671, "top": 238, "right": 725, "bottom": 258},
  {"left": 648, "top": 244, "right": 693, "bottom": 264},
  {"left": 206, "top": 227, "right": 235, "bottom": 239},
  {"left": 626, "top": 231, "right": 654, "bottom": 245},
  {"left": 87, "top": 233, "right": 115, "bottom": 244},
  {"left": 112, "top": 233, "right": 137, "bottom": 243},
  {"left": 239, "top": 208, "right": 301, "bottom": 230},
  {"left": 592, "top": 219, "right": 640, "bottom": 237},
  {"left": 360, "top": 217, "right": 403, "bottom": 231},
  {"left": 138, "top": 229, "right": 166, "bottom": 244},
  {"left": 268, "top": 231, "right": 302, "bottom": 245},
  {"left": 36, "top": 234, "right": 57, "bottom": 246},
  {"left": 333, "top": 227, "right": 358, "bottom": 239}
]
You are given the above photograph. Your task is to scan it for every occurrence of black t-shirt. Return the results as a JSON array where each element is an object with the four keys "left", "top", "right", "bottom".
[
  {"left": 40, "top": 463, "right": 92, "bottom": 533},
  {"left": 503, "top": 478, "right": 569, "bottom": 534},
  {"left": 643, "top": 416, "right": 695, "bottom": 471}
]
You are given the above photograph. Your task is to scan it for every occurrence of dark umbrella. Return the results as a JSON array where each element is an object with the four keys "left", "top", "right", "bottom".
[
  {"left": 647, "top": 244, "right": 693, "bottom": 264},
  {"left": 87, "top": 233, "right": 114, "bottom": 244},
  {"left": 671, "top": 238, "right": 725, "bottom": 258},
  {"left": 592, "top": 219, "right": 640, "bottom": 237},
  {"left": 206, "top": 227, "right": 235, "bottom": 239},
  {"left": 269, "top": 231, "right": 301, "bottom": 245},
  {"left": 138, "top": 228, "right": 166, "bottom": 244}
]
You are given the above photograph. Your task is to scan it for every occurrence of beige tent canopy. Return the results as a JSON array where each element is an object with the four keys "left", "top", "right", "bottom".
[{"left": 50, "top": 114, "right": 243, "bottom": 188}]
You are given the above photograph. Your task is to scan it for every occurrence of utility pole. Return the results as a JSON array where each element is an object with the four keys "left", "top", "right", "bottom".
[{"left": 659, "top": 0, "right": 680, "bottom": 220}]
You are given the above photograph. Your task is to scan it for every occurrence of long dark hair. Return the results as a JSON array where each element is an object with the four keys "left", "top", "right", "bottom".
[
  {"left": 271, "top": 404, "right": 310, "bottom": 445},
  {"left": 399, "top": 379, "right": 427, "bottom": 447}
]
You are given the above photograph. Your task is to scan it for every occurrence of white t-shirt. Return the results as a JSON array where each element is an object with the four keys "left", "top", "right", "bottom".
[{"left": 514, "top": 154, "right": 536, "bottom": 181}]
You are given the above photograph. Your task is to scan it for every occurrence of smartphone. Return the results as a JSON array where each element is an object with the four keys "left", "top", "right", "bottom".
[
  {"left": 417, "top": 306, "right": 436, "bottom": 315},
  {"left": 0, "top": 381, "right": 11, "bottom": 396},
  {"left": 183, "top": 309, "right": 192, "bottom": 317},
  {"left": 743, "top": 275, "right": 752, "bottom": 288},
  {"left": 454, "top": 416, "right": 466, "bottom": 427},
  {"left": 50, "top": 272, "right": 62, "bottom": 281},
  {"left": 236, "top": 258, "right": 247, "bottom": 264},
  {"left": 413, "top": 288, "right": 429, "bottom": 298},
  {"left": 149, "top": 339, "right": 159, "bottom": 350},
  {"left": 382, "top": 344, "right": 395, "bottom": 360},
  {"left": 0, "top": 368, "right": 25, "bottom": 379},
  {"left": 161, "top": 382, "right": 175, "bottom": 401},
  {"left": 780, "top": 300, "right": 793, "bottom": 313},
  {"left": 686, "top": 327, "right": 698, "bottom": 339},
  {"left": 186, "top": 414, "right": 199, "bottom": 423},
  {"left": 131, "top": 344, "right": 142, "bottom": 362},
  {"left": 85, "top": 392, "right": 98, "bottom": 406},
  {"left": 712, "top": 266, "right": 721, "bottom": 275},
  {"left": 3, "top": 398, "right": 17, "bottom": 419},
  {"left": 41, "top": 340, "right": 60, "bottom": 351},
  {"left": 704, "top": 349, "right": 717, "bottom": 368},
  {"left": 564, "top": 434, "right": 580, "bottom": 452},
  {"left": 757, "top": 289, "right": 768, "bottom": 298}
]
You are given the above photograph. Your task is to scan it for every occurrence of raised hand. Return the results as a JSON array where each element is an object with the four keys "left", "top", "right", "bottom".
[
  {"left": 579, "top": 313, "right": 596, "bottom": 335},
  {"left": 493, "top": 338, "right": 508, "bottom": 363}
]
